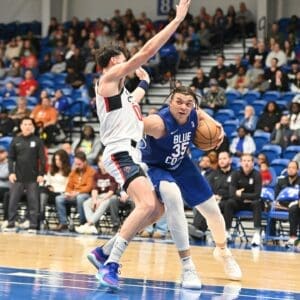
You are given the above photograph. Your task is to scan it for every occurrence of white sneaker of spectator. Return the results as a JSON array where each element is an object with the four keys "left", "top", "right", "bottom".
[
  {"left": 19, "top": 220, "right": 30, "bottom": 229},
  {"left": 251, "top": 232, "right": 261, "bottom": 246},
  {"left": 286, "top": 237, "right": 297, "bottom": 248},
  {"left": 1, "top": 220, "right": 8, "bottom": 230}
]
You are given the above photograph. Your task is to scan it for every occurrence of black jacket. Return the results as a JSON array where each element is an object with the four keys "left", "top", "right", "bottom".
[
  {"left": 8, "top": 134, "right": 46, "bottom": 183},
  {"left": 229, "top": 167, "right": 262, "bottom": 201}
]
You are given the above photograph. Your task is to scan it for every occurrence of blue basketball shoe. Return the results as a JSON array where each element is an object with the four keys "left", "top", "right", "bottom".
[
  {"left": 96, "top": 262, "right": 120, "bottom": 289},
  {"left": 87, "top": 247, "right": 108, "bottom": 270}
]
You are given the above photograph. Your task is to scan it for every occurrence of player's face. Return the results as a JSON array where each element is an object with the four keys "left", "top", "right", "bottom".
[{"left": 169, "top": 93, "right": 195, "bottom": 125}]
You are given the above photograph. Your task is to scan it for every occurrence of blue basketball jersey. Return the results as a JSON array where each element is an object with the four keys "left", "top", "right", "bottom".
[{"left": 142, "top": 106, "right": 198, "bottom": 170}]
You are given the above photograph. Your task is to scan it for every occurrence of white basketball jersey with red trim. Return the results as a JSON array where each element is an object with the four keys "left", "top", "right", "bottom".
[{"left": 96, "top": 85, "right": 144, "bottom": 147}]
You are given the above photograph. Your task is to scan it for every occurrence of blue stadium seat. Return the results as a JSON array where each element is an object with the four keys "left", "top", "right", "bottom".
[
  {"left": 228, "top": 100, "right": 246, "bottom": 115},
  {"left": 223, "top": 120, "right": 238, "bottom": 138},
  {"left": 203, "top": 108, "right": 214, "bottom": 117},
  {"left": 63, "top": 101, "right": 91, "bottom": 118},
  {"left": 0, "top": 136, "right": 13, "bottom": 150},
  {"left": 260, "top": 144, "right": 282, "bottom": 163},
  {"left": 26, "top": 96, "right": 38, "bottom": 106},
  {"left": 262, "top": 91, "right": 281, "bottom": 101},
  {"left": 282, "top": 145, "right": 300, "bottom": 160},
  {"left": 2, "top": 98, "right": 17, "bottom": 111},
  {"left": 270, "top": 158, "right": 290, "bottom": 177},
  {"left": 39, "top": 79, "right": 55, "bottom": 89},
  {"left": 225, "top": 90, "right": 242, "bottom": 102},
  {"left": 214, "top": 109, "right": 234, "bottom": 123},
  {"left": 242, "top": 91, "right": 261, "bottom": 104},
  {"left": 253, "top": 131, "right": 271, "bottom": 154},
  {"left": 252, "top": 100, "right": 267, "bottom": 116},
  {"left": 280, "top": 92, "right": 297, "bottom": 102}
]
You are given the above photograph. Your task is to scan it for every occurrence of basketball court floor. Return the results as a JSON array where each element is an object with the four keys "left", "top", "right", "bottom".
[{"left": 0, "top": 231, "right": 299, "bottom": 299}]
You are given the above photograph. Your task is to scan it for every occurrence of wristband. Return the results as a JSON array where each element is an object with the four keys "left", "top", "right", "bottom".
[{"left": 138, "top": 80, "right": 149, "bottom": 92}]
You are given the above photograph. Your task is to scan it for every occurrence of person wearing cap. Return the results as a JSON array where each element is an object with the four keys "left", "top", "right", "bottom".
[
  {"left": 0, "top": 145, "right": 10, "bottom": 229},
  {"left": 201, "top": 78, "right": 227, "bottom": 111}
]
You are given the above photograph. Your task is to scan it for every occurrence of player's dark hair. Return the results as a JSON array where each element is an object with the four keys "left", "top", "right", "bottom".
[
  {"left": 170, "top": 86, "right": 200, "bottom": 107},
  {"left": 94, "top": 45, "right": 130, "bottom": 68}
]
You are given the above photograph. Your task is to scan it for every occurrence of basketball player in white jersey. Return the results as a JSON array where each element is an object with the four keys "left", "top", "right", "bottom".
[{"left": 89, "top": 0, "right": 192, "bottom": 289}]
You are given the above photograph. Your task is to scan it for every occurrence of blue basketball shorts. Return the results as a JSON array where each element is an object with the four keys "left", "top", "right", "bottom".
[{"left": 146, "top": 156, "right": 213, "bottom": 207}]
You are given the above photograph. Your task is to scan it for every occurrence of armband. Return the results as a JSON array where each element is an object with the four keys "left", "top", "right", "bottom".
[{"left": 138, "top": 80, "right": 149, "bottom": 92}]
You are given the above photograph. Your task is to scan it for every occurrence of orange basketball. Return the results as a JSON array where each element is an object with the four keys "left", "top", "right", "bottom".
[{"left": 193, "top": 118, "right": 222, "bottom": 151}]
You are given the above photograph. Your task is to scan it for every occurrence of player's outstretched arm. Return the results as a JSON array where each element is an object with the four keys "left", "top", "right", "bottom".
[
  {"left": 131, "top": 67, "right": 150, "bottom": 104},
  {"left": 104, "top": 0, "right": 191, "bottom": 82}
]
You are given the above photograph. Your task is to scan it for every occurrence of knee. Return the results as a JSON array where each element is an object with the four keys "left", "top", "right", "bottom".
[{"left": 55, "top": 195, "right": 64, "bottom": 205}]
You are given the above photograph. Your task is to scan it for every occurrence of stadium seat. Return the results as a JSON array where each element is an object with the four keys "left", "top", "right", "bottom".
[
  {"left": 262, "top": 91, "right": 281, "bottom": 101},
  {"left": 242, "top": 91, "right": 261, "bottom": 104},
  {"left": 203, "top": 108, "right": 214, "bottom": 117},
  {"left": 214, "top": 109, "right": 235, "bottom": 123},
  {"left": 225, "top": 90, "right": 242, "bottom": 102},
  {"left": 0, "top": 136, "right": 13, "bottom": 150},
  {"left": 282, "top": 145, "right": 300, "bottom": 160},
  {"left": 223, "top": 120, "right": 238, "bottom": 138},
  {"left": 253, "top": 131, "right": 271, "bottom": 154},
  {"left": 260, "top": 144, "right": 282, "bottom": 162},
  {"left": 229, "top": 100, "right": 246, "bottom": 115},
  {"left": 252, "top": 100, "right": 267, "bottom": 116},
  {"left": 280, "top": 92, "right": 296, "bottom": 102},
  {"left": 2, "top": 98, "right": 17, "bottom": 111},
  {"left": 270, "top": 158, "right": 290, "bottom": 177}
]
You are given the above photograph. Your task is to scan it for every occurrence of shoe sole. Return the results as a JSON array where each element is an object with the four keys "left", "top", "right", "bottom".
[
  {"left": 87, "top": 253, "right": 102, "bottom": 270},
  {"left": 95, "top": 272, "right": 120, "bottom": 290},
  {"left": 181, "top": 283, "right": 202, "bottom": 289}
]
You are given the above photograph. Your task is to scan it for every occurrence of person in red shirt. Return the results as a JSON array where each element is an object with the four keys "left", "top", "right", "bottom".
[
  {"left": 18, "top": 70, "right": 38, "bottom": 97},
  {"left": 260, "top": 162, "right": 273, "bottom": 186}
]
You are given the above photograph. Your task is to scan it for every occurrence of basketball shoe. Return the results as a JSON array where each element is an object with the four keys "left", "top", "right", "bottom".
[
  {"left": 96, "top": 262, "right": 120, "bottom": 289},
  {"left": 181, "top": 267, "right": 202, "bottom": 289},
  {"left": 213, "top": 247, "right": 242, "bottom": 281},
  {"left": 87, "top": 247, "right": 108, "bottom": 270}
]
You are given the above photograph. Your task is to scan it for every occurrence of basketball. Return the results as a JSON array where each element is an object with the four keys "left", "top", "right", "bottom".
[{"left": 193, "top": 118, "right": 222, "bottom": 151}]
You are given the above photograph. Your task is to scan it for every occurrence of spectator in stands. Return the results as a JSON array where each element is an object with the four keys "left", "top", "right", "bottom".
[
  {"left": 0, "top": 108, "right": 15, "bottom": 137},
  {"left": 274, "top": 161, "right": 300, "bottom": 247},
  {"left": 65, "top": 65, "right": 85, "bottom": 89},
  {"left": 269, "top": 69, "right": 289, "bottom": 92},
  {"left": 251, "top": 74, "right": 270, "bottom": 93},
  {"left": 195, "top": 6, "right": 211, "bottom": 24},
  {"left": 227, "top": 55, "right": 244, "bottom": 79},
  {"left": 287, "top": 60, "right": 299, "bottom": 83},
  {"left": 54, "top": 151, "right": 95, "bottom": 231},
  {"left": 265, "top": 42, "right": 287, "bottom": 68},
  {"left": 264, "top": 57, "right": 279, "bottom": 82},
  {"left": 209, "top": 54, "right": 228, "bottom": 81},
  {"left": 39, "top": 53, "right": 53, "bottom": 74},
  {"left": 230, "top": 126, "right": 256, "bottom": 157},
  {"left": 198, "top": 155, "right": 213, "bottom": 177},
  {"left": 50, "top": 52, "right": 67, "bottom": 74},
  {"left": 75, "top": 154, "right": 118, "bottom": 234},
  {"left": 290, "top": 71, "right": 300, "bottom": 92},
  {"left": 30, "top": 96, "right": 59, "bottom": 147},
  {"left": 271, "top": 115, "right": 293, "bottom": 149},
  {"left": 227, "top": 65, "right": 249, "bottom": 94},
  {"left": 72, "top": 125, "right": 102, "bottom": 165},
  {"left": 197, "top": 21, "right": 212, "bottom": 51},
  {"left": 248, "top": 40, "right": 268, "bottom": 67},
  {"left": 174, "top": 32, "right": 188, "bottom": 69},
  {"left": 9, "top": 96, "right": 31, "bottom": 130},
  {"left": 4, "top": 37, "right": 22, "bottom": 62},
  {"left": 6, "top": 117, "right": 46, "bottom": 232},
  {"left": 201, "top": 78, "right": 227, "bottom": 111},
  {"left": 18, "top": 69, "right": 38, "bottom": 97},
  {"left": 40, "top": 149, "right": 71, "bottom": 227},
  {"left": 190, "top": 67, "right": 209, "bottom": 95},
  {"left": 66, "top": 47, "right": 86, "bottom": 73},
  {"left": 259, "top": 161, "right": 273, "bottom": 187},
  {"left": 6, "top": 57, "right": 22, "bottom": 78},
  {"left": 224, "top": 153, "right": 262, "bottom": 245},
  {"left": 239, "top": 105, "right": 258, "bottom": 134},
  {"left": 256, "top": 101, "right": 281, "bottom": 133},
  {"left": 0, "top": 146, "right": 10, "bottom": 229},
  {"left": 268, "top": 22, "right": 285, "bottom": 47},
  {"left": 283, "top": 40, "right": 296, "bottom": 63},
  {"left": 210, "top": 7, "right": 227, "bottom": 50},
  {"left": 0, "top": 81, "right": 17, "bottom": 98},
  {"left": 108, "top": 191, "right": 134, "bottom": 234},
  {"left": 61, "top": 143, "right": 75, "bottom": 166},
  {"left": 246, "top": 58, "right": 264, "bottom": 89},
  {"left": 51, "top": 89, "right": 69, "bottom": 115},
  {"left": 289, "top": 99, "right": 300, "bottom": 132},
  {"left": 235, "top": 2, "right": 255, "bottom": 38}
]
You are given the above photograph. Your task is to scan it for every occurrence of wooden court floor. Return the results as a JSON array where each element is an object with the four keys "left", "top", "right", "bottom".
[{"left": 0, "top": 232, "right": 299, "bottom": 299}]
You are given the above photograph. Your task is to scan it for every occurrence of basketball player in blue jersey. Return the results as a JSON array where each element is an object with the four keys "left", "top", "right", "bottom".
[
  {"left": 87, "top": 0, "right": 192, "bottom": 290},
  {"left": 141, "top": 86, "right": 242, "bottom": 285}
]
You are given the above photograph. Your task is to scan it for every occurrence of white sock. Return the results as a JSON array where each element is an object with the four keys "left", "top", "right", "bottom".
[
  {"left": 102, "top": 234, "right": 118, "bottom": 256},
  {"left": 106, "top": 235, "right": 128, "bottom": 264},
  {"left": 181, "top": 256, "right": 195, "bottom": 270}
]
